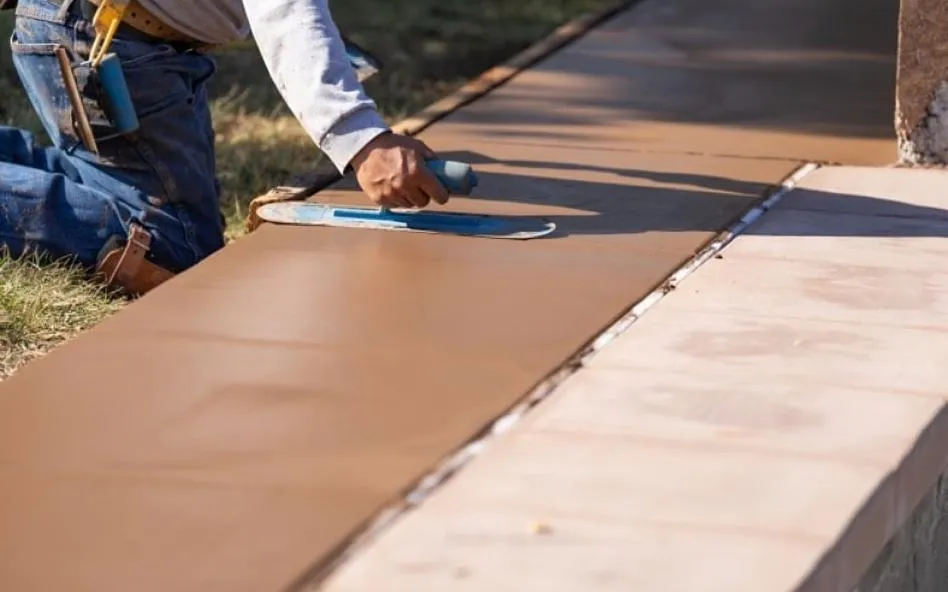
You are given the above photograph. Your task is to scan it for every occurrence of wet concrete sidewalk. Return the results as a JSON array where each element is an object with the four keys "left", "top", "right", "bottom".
[
  {"left": 0, "top": 0, "right": 907, "bottom": 590},
  {"left": 317, "top": 165, "right": 948, "bottom": 591}
]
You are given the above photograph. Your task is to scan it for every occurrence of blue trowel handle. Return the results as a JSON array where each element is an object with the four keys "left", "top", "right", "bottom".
[{"left": 425, "top": 159, "right": 479, "bottom": 196}]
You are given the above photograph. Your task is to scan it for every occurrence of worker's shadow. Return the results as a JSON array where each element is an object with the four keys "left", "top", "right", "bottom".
[{"left": 316, "top": 149, "right": 948, "bottom": 240}]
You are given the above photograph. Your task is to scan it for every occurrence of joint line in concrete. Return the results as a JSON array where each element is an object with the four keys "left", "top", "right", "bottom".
[{"left": 298, "top": 161, "right": 820, "bottom": 590}]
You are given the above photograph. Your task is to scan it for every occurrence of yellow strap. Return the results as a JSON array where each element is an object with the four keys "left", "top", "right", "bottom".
[{"left": 88, "top": 0, "right": 130, "bottom": 66}]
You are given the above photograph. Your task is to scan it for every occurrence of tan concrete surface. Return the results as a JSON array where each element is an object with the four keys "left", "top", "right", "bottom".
[{"left": 319, "top": 166, "right": 948, "bottom": 592}]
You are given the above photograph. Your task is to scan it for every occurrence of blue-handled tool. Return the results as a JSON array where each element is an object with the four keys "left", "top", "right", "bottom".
[
  {"left": 255, "top": 157, "right": 556, "bottom": 240},
  {"left": 255, "top": 201, "right": 555, "bottom": 240}
]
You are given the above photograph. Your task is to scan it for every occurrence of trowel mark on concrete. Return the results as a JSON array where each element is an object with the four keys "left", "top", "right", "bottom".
[{"left": 901, "top": 81, "right": 948, "bottom": 165}]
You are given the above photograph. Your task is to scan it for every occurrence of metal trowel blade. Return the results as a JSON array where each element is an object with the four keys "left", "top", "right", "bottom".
[{"left": 256, "top": 202, "right": 556, "bottom": 240}]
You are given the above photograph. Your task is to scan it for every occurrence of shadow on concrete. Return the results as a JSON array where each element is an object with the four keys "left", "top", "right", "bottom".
[
  {"left": 302, "top": 0, "right": 908, "bottom": 239},
  {"left": 371, "top": 149, "right": 947, "bottom": 240},
  {"left": 321, "top": 149, "right": 948, "bottom": 240},
  {"left": 441, "top": 0, "right": 900, "bottom": 142},
  {"left": 217, "top": 0, "right": 900, "bottom": 143},
  {"left": 297, "top": 0, "right": 904, "bottom": 227}
]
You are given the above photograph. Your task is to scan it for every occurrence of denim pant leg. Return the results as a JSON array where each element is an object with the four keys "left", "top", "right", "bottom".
[
  {"left": 0, "top": 0, "right": 225, "bottom": 271},
  {"left": 0, "top": 125, "right": 141, "bottom": 266}
]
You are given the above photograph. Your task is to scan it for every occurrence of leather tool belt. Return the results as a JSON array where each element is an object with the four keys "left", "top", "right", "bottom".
[
  {"left": 84, "top": 0, "right": 203, "bottom": 45},
  {"left": 95, "top": 224, "right": 175, "bottom": 297},
  {"left": 1, "top": 0, "right": 205, "bottom": 47}
]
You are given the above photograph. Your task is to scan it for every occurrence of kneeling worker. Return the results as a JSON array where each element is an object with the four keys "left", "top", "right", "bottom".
[{"left": 0, "top": 0, "right": 449, "bottom": 294}]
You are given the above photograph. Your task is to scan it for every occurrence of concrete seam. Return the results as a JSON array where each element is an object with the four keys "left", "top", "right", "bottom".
[
  {"left": 298, "top": 161, "right": 821, "bottom": 590},
  {"left": 583, "top": 161, "right": 820, "bottom": 356}
]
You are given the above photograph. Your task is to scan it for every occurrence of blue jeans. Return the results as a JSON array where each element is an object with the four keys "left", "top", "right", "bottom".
[{"left": 1, "top": 0, "right": 224, "bottom": 272}]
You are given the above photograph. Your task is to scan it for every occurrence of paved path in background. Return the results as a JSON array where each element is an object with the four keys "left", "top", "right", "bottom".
[{"left": 0, "top": 0, "right": 901, "bottom": 590}]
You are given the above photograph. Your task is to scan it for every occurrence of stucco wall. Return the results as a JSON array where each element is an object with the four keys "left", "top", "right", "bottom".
[{"left": 896, "top": 0, "right": 948, "bottom": 164}]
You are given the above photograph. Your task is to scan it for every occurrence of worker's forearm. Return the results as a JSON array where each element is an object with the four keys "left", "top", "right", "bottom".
[{"left": 243, "top": 0, "right": 390, "bottom": 173}]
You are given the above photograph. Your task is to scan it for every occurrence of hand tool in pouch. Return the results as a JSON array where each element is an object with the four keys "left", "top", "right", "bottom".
[
  {"left": 57, "top": 0, "right": 141, "bottom": 155},
  {"left": 255, "top": 159, "right": 557, "bottom": 240}
]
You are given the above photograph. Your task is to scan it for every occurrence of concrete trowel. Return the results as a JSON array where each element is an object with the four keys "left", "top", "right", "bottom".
[{"left": 255, "top": 160, "right": 557, "bottom": 240}]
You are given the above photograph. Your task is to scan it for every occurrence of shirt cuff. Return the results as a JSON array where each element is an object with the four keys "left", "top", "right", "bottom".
[{"left": 319, "top": 107, "right": 391, "bottom": 174}]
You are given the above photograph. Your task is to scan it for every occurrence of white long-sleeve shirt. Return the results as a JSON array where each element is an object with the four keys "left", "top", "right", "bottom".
[{"left": 137, "top": 0, "right": 390, "bottom": 173}]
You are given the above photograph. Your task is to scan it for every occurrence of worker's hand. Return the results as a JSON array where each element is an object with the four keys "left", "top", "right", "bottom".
[{"left": 350, "top": 132, "right": 450, "bottom": 209}]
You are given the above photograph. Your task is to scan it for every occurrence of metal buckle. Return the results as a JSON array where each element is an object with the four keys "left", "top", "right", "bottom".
[{"left": 88, "top": 0, "right": 130, "bottom": 66}]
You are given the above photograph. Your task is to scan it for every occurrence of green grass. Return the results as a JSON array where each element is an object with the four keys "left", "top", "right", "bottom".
[
  {"left": 0, "top": 0, "right": 613, "bottom": 378},
  {"left": 0, "top": 251, "right": 124, "bottom": 379}
]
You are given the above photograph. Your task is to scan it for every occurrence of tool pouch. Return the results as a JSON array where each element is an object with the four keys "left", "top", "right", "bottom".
[
  {"left": 65, "top": 0, "right": 141, "bottom": 152},
  {"left": 52, "top": 46, "right": 143, "bottom": 157}
]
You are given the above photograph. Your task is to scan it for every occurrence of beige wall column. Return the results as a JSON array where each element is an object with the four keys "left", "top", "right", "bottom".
[{"left": 897, "top": 0, "right": 948, "bottom": 164}]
